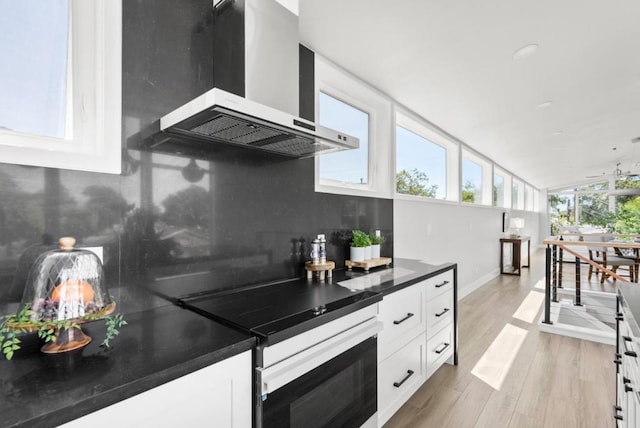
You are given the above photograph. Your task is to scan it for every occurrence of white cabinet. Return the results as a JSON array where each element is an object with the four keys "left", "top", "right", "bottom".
[
  {"left": 425, "top": 270, "right": 456, "bottom": 378},
  {"left": 377, "top": 266, "right": 457, "bottom": 427},
  {"left": 377, "top": 285, "right": 426, "bottom": 424},
  {"left": 60, "top": 350, "right": 252, "bottom": 428},
  {"left": 617, "top": 301, "right": 640, "bottom": 428},
  {"left": 426, "top": 321, "right": 455, "bottom": 378},
  {"left": 378, "top": 334, "right": 424, "bottom": 424},
  {"left": 378, "top": 283, "right": 425, "bottom": 362}
]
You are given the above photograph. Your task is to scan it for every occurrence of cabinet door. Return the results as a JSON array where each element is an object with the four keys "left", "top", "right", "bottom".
[
  {"left": 60, "top": 350, "right": 252, "bottom": 428},
  {"left": 378, "top": 333, "right": 425, "bottom": 426},
  {"left": 425, "top": 270, "right": 454, "bottom": 300},
  {"left": 631, "top": 390, "right": 640, "bottom": 428},
  {"left": 426, "top": 288, "right": 454, "bottom": 340},
  {"left": 426, "top": 322, "right": 454, "bottom": 378},
  {"left": 378, "top": 283, "right": 425, "bottom": 362}
]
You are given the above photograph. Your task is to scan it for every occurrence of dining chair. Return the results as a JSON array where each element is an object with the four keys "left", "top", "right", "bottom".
[
  {"left": 612, "top": 245, "right": 640, "bottom": 282},
  {"left": 587, "top": 246, "right": 636, "bottom": 283}
]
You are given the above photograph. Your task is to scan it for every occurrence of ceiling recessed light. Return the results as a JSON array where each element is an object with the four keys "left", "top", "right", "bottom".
[
  {"left": 535, "top": 101, "right": 553, "bottom": 109},
  {"left": 513, "top": 43, "right": 539, "bottom": 59},
  {"left": 551, "top": 131, "right": 563, "bottom": 136}
]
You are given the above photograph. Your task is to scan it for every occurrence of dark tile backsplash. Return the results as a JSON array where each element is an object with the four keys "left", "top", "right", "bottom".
[{"left": 0, "top": 0, "right": 392, "bottom": 309}]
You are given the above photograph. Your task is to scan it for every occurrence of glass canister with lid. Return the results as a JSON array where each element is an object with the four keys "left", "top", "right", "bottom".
[{"left": 21, "top": 236, "right": 113, "bottom": 323}]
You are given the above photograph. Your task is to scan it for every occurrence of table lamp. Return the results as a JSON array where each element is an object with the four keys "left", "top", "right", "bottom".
[{"left": 509, "top": 218, "right": 525, "bottom": 237}]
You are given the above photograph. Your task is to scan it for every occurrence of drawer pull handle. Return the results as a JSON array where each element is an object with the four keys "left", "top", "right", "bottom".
[
  {"left": 625, "top": 384, "right": 634, "bottom": 393},
  {"left": 435, "top": 280, "right": 449, "bottom": 288},
  {"left": 393, "top": 313, "right": 414, "bottom": 325},
  {"left": 435, "top": 308, "right": 450, "bottom": 317},
  {"left": 435, "top": 342, "right": 450, "bottom": 354},
  {"left": 623, "top": 336, "right": 632, "bottom": 342},
  {"left": 393, "top": 369, "right": 415, "bottom": 388},
  {"left": 622, "top": 340, "right": 636, "bottom": 356}
]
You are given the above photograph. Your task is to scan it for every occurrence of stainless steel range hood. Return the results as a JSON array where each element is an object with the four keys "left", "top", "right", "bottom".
[{"left": 158, "top": 0, "right": 358, "bottom": 158}]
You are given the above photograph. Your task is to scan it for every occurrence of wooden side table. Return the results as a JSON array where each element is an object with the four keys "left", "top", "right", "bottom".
[{"left": 500, "top": 235, "right": 530, "bottom": 275}]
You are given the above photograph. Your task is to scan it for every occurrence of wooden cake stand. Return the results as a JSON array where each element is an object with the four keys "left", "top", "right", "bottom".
[{"left": 305, "top": 261, "right": 336, "bottom": 281}]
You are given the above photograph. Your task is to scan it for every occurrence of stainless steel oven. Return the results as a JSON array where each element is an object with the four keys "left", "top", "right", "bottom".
[
  {"left": 255, "top": 305, "right": 381, "bottom": 428},
  {"left": 180, "top": 278, "right": 382, "bottom": 428}
]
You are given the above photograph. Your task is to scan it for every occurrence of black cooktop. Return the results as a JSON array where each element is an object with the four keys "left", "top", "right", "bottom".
[{"left": 179, "top": 279, "right": 382, "bottom": 345}]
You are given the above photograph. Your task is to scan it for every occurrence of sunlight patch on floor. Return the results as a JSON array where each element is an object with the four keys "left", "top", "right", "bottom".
[
  {"left": 512, "top": 290, "right": 545, "bottom": 324},
  {"left": 470, "top": 323, "right": 528, "bottom": 390},
  {"left": 534, "top": 278, "right": 545, "bottom": 290}
]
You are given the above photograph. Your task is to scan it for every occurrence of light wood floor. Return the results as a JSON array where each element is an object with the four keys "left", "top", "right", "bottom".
[{"left": 384, "top": 250, "right": 617, "bottom": 428}]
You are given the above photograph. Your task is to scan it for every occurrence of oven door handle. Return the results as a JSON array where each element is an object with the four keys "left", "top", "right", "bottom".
[{"left": 257, "top": 318, "right": 382, "bottom": 396}]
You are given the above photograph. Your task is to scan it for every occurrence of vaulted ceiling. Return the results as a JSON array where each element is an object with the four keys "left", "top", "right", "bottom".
[{"left": 299, "top": 0, "right": 640, "bottom": 190}]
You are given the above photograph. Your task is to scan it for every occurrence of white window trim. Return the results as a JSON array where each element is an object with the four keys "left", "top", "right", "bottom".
[
  {"left": 314, "top": 55, "right": 392, "bottom": 198},
  {"left": 512, "top": 178, "right": 525, "bottom": 210},
  {"left": 525, "top": 184, "right": 534, "bottom": 211},
  {"left": 462, "top": 148, "right": 492, "bottom": 205},
  {"left": 0, "top": 0, "right": 121, "bottom": 174},
  {"left": 494, "top": 166, "right": 512, "bottom": 208},
  {"left": 394, "top": 109, "right": 460, "bottom": 201}
]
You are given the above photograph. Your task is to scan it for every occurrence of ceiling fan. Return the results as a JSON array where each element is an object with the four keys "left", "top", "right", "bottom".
[
  {"left": 586, "top": 162, "right": 640, "bottom": 179},
  {"left": 609, "top": 187, "right": 640, "bottom": 196}
]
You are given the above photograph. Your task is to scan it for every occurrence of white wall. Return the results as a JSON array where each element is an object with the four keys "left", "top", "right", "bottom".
[{"left": 394, "top": 199, "right": 541, "bottom": 298}]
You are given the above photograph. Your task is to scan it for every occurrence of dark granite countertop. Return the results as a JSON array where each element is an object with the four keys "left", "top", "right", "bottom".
[
  {"left": 179, "top": 259, "right": 457, "bottom": 345},
  {"left": 146, "top": 258, "right": 457, "bottom": 301},
  {"left": 0, "top": 259, "right": 455, "bottom": 427},
  {"left": 0, "top": 291, "right": 254, "bottom": 428},
  {"left": 337, "top": 259, "right": 457, "bottom": 296}
]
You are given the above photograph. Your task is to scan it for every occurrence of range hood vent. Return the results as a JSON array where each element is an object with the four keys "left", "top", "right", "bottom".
[{"left": 158, "top": 0, "right": 358, "bottom": 158}]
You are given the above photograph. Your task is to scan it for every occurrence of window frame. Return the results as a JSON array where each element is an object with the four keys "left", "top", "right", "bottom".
[
  {"left": 461, "top": 148, "right": 492, "bottom": 206},
  {"left": 493, "top": 167, "right": 512, "bottom": 208},
  {"left": 317, "top": 90, "right": 371, "bottom": 186},
  {"left": 0, "top": 0, "right": 121, "bottom": 174},
  {"left": 394, "top": 110, "right": 460, "bottom": 202},
  {"left": 512, "top": 178, "right": 525, "bottom": 210},
  {"left": 314, "top": 55, "right": 392, "bottom": 198},
  {"left": 525, "top": 184, "right": 534, "bottom": 211}
]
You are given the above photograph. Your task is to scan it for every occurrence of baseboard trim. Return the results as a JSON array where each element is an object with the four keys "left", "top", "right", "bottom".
[{"left": 459, "top": 269, "right": 500, "bottom": 300}]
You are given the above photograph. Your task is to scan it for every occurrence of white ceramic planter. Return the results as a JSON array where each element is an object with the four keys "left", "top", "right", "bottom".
[
  {"left": 364, "top": 245, "right": 372, "bottom": 260},
  {"left": 370, "top": 244, "right": 380, "bottom": 259},
  {"left": 350, "top": 246, "right": 366, "bottom": 262}
]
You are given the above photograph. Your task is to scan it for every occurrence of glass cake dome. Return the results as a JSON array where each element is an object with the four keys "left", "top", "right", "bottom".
[{"left": 21, "top": 237, "right": 112, "bottom": 324}]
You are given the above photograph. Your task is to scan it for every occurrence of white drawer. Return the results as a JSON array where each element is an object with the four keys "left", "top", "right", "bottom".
[
  {"left": 378, "top": 284, "right": 425, "bottom": 362},
  {"left": 425, "top": 270, "right": 454, "bottom": 299},
  {"left": 621, "top": 312, "right": 640, "bottom": 373},
  {"left": 378, "top": 333, "right": 425, "bottom": 426},
  {"left": 426, "top": 290, "right": 454, "bottom": 339},
  {"left": 426, "top": 322, "right": 454, "bottom": 378}
]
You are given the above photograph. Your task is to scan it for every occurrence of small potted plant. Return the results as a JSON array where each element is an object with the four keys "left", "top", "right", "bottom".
[
  {"left": 370, "top": 232, "right": 385, "bottom": 259},
  {"left": 350, "top": 230, "right": 371, "bottom": 262}
]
